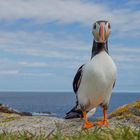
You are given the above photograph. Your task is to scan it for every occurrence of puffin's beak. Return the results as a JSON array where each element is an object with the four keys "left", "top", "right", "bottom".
[{"left": 100, "top": 23, "right": 105, "bottom": 42}]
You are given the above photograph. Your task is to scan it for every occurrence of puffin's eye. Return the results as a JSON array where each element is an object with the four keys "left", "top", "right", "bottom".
[
  {"left": 93, "top": 24, "right": 96, "bottom": 29},
  {"left": 108, "top": 23, "right": 111, "bottom": 29}
]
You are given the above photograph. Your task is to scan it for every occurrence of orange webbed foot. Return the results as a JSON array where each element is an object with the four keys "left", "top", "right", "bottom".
[
  {"left": 84, "top": 121, "right": 93, "bottom": 129},
  {"left": 94, "top": 121, "right": 109, "bottom": 125}
]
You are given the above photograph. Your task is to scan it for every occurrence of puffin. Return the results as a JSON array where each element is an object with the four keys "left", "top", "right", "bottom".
[{"left": 65, "top": 20, "right": 117, "bottom": 129}]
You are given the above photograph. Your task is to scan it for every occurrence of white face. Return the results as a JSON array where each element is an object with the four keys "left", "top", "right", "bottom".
[{"left": 92, "top": 21, "right": 111, "bottom": 43}]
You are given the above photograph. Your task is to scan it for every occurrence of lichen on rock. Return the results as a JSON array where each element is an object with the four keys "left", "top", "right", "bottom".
[{"left": 108, "top": 100, "right": 140, "bottom": 124}]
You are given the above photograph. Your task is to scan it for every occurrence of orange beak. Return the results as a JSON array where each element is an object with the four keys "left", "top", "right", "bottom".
[{"left": 100, "top": 23, "right": 105, "bottom": 41}]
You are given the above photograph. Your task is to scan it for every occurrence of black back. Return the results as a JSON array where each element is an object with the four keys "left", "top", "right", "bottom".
[{"left": 73, "top": 64, "right": 84, "bottom": 93}]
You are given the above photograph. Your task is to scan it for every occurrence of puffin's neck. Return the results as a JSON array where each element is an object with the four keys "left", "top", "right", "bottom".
[{"left": 91, "top": 40, "right": 109, "bottom": 58}]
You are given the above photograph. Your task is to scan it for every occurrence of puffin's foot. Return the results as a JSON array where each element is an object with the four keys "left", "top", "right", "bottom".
[
  {"left": 84, "top": 121, "right": 93, "bottom": 129},
  {"left": 94, "top": 120, "right": 109, "bottom": 125}
]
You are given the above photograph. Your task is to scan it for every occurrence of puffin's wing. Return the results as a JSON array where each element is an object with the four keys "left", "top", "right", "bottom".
[
  {"left": 65, "top": 65, "right": 84, "bottom": 119},
  {"left": 73, "top": 64, "right": 84, "bottom": 93},
  {"left": 113, "top": 81, "right": 116, "bottom": 88}
]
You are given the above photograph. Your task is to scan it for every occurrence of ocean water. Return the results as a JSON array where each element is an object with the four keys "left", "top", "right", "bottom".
[{"left": 0, "top": 92, "right": 139, "bottom": 118}]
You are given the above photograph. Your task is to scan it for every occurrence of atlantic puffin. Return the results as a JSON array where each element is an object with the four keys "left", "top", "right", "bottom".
[{"left": 65, "top": 20, "right": 117, "bottom": 129}]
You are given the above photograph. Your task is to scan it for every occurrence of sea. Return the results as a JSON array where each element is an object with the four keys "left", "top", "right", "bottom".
[{"left": 0, "top": 92, "right": 139, "bottom": 118}]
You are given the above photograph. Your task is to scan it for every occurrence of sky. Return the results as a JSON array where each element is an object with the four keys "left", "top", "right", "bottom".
[{"left": 0, "top": 0, "right": 140, "bottom": 92}]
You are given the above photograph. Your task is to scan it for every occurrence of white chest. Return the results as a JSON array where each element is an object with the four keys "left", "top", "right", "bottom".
[{"left": 77, "top": 51, "right": 117, "bottom": 110}]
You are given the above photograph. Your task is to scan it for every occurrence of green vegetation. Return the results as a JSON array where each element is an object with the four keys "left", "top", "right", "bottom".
[{"left": 0, "top": 125, "right": 139, "bottom": 140}]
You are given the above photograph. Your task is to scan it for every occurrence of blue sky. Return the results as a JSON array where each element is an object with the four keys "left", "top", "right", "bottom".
[{"left": 0, "top": 0, "right": 140, "bottom": 92}]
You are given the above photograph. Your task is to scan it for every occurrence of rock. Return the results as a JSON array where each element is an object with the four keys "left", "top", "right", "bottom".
[
  {"left": 0, "top": 104, "right": 32, "bottom": 116},
  {"left": 109, "top": 100, "right": 140, "bottom": 118},
  {"left": 108, "top": 100, "right": 140, "bottom": 126},
  {"left": 0, "top": 100, "right": 139, "bottom": 135},
  {"left": 20, "top": 112, "right": 32, "bottom": 116}
]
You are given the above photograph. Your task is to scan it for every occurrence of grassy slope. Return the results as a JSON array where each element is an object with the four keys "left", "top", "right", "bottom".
[
  {"left": 0, "top": 125, "right": 140, "bottom": 140},
  {"left": 0, "top": 100, "right": 139, "bottom": 140}
]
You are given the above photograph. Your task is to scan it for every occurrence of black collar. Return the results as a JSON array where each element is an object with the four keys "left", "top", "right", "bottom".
[{"left": 91, "top": 40, "right": 109, "bottom": 58}]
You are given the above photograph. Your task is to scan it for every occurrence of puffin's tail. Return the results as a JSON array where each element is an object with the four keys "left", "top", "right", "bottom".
[
  {"left": 65, "top": 105, "right": 96, "bottom": 119},
  {"left": 65, "top": 103, "right": 83, "bottom": 119}
]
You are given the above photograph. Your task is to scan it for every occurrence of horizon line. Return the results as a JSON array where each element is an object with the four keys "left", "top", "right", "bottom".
[{"left": 0, "top": 90, "right": 139, "bottom": 93}]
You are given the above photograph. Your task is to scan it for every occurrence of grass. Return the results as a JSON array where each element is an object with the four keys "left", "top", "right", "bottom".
[{"left": 0, "top": 125, "right": 139, "bottom": 140}]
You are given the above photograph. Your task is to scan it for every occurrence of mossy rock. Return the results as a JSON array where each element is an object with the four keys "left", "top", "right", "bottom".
[{"left": 108, "top": 100, "right": 140, "bottom": 124}]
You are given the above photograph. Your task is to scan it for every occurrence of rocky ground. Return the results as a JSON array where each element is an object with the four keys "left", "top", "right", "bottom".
[{"left": 0, "top": 100, "right": 139, "bottom": 136}]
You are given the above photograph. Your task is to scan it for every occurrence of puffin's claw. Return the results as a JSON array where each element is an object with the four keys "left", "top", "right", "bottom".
[
  {"left": 94, "top": 121, "right": 109, "bottom": 125},
  {"left": 84, "top": 121, "right": 93, "bottom": 129}
]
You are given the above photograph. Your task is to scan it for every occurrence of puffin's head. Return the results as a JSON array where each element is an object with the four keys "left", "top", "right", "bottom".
[{"left": 92, "top": 20, "right": 111, "bottom": 43}]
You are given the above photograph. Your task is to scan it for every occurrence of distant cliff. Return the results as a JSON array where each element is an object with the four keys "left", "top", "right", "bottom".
[{"left": 0, "top": 103, "right": 32, "bottom": 116}]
